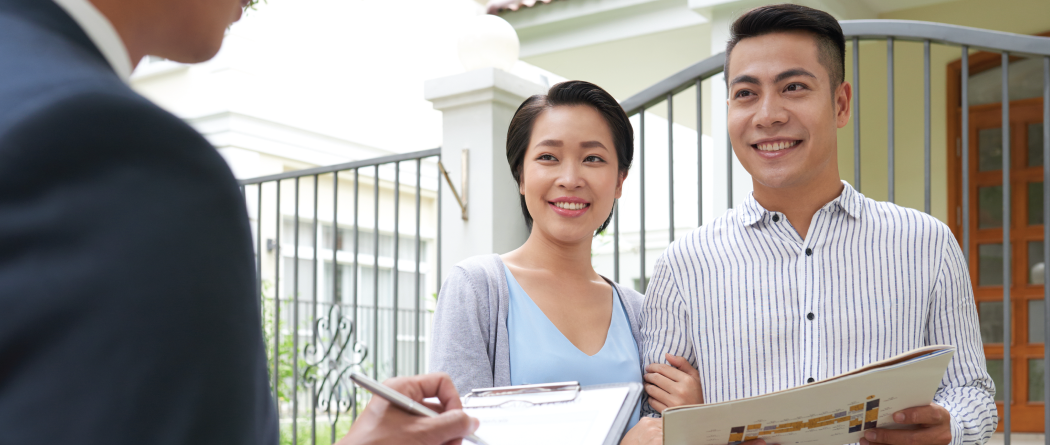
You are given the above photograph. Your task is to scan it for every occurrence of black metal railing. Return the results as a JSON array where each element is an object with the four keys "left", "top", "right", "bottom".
[
  {"left": 239, "top": 148, "right": 441, "bottom": 445},
  {"left": 615, "top": 20, "right": 1050, "bottom": 440}
]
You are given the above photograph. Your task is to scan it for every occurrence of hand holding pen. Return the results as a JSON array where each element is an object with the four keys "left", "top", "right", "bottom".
[{"left": 338, "top": 372, "right": 483, "bottom": 445}]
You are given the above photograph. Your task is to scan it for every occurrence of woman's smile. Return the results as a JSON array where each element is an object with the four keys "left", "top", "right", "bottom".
[{"left": 549, "top": 197, "right": 591, "bottom": 217}]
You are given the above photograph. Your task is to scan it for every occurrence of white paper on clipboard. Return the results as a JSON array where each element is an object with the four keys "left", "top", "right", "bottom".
[{"left": 463, "top": 385, "right": 633, "bottom": 445}]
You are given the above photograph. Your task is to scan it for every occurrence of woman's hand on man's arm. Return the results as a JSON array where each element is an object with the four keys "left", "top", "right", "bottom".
[{"left": 643, "top": 353, "right": 704, "bottom": 414}]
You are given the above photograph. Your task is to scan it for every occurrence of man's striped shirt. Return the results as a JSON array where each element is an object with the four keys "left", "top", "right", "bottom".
[{"left": 641, "top": 181, "right": 997, "bottom": 445}]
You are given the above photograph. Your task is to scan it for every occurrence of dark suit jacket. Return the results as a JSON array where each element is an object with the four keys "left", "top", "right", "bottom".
[{"left": 0, "top": 1, "right": 278, "bottom": 443}]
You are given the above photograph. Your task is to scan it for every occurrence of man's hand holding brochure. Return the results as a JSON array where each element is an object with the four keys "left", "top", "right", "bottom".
[{"left": 662, "top": 345, "right": 958, "bottom": 445}]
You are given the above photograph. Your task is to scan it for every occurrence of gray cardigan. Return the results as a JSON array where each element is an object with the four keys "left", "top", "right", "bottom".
[{"left": 429, "top": 254, "right": 646, "bottom": 395}]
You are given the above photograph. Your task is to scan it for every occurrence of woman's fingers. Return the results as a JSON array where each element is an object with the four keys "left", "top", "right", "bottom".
[
  {"left": 666, "top": 354, "right": 701, "bottom": 379},
  {"left": 663, "top": 354, "right": 704, "bottom": 405},
  {"left": 644, "top": 382, "right": 670, "bottom": 398},
  {"left": 648, "top": 397, "right": 668, "bottom": 414},
  {"left": 643, "top": 371, "right": 676, "bottom": 389},
  {"left": 646, "top": 362, "right": 687, "bottom": 382},
  {"left": 645, "top": 381, "right": 677, "bottom": 410}
]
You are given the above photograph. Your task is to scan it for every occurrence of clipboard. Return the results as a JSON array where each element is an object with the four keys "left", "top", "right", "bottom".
[
  {"left": 461, "top": 381, "right": 643, "bottom": 445},
  {"left": 464, "top": 381, "right": 581, "bottom": 407},
  {"left": 591, "top": 382, "right": 644, "bottom": 445}
]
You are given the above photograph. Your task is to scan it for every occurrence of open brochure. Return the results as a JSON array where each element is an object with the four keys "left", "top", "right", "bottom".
[{"left": 663, "top": 345, "right": 956, "bottom": 445}]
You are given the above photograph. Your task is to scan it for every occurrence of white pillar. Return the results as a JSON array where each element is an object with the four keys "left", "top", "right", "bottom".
[{"left": 424, "top": 67, "right": 547, "bottom": 282}]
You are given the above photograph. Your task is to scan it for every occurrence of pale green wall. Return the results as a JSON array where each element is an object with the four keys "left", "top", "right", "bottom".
[
  {"left": 837, "top": 0, "right": 1050, "bottom": 224},
  {"left": 524, "top": 24, "right": 713, "bottom": 133},
  {"left": 880, "top": 0, "right": 1050, "bottom": 36},
  {"left": 837, "top": 40, "right": 960, "bottom": 222}
]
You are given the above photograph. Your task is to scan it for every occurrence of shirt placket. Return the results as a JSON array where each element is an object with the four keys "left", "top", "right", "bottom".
[
  {"left": 765, "top": 210, "right": 813, "bottom": 388},
  {"left": 799, "top": 209, "right": 825, "bottom": 386}
]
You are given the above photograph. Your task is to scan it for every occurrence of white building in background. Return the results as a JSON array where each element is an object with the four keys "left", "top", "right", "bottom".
[{"left": 129, "top": 0, "right": 562, "bottom": 378}]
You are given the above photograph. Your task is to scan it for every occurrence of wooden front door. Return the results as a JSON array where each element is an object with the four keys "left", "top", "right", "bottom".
[
  {"left": 958, "top": 97, "right": 1046, "bottom": 432},
  {"left": 946, "top": 34, "right": 1050, "bottom": 431}
]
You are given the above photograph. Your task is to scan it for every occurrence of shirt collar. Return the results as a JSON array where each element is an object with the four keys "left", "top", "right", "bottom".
[
  {"left": 739, "top": 180, "right": 865, "bottom": 227},
  {"left": 51, "top": 0, "right": 132, "bottom": 83}
]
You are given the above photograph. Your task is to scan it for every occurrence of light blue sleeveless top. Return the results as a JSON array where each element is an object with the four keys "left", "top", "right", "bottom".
[{"left": 504, "top": 265, "right": 642, "bottom": 429}]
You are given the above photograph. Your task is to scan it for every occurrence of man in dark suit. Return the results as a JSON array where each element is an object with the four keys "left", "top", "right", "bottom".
[
  {"left": 0, "top": 0, "right": 278, "bottom": 443},
  {"left": 0, "top": 1, "right": 482, "bottom": 443}
]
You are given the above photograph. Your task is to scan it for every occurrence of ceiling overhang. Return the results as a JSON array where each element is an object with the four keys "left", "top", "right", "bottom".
[{"left": 501, "top": 0, "right": 710, "bottom": 58}]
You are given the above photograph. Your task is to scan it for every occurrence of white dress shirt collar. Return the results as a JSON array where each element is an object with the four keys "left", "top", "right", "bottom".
[
  {"left": 51, "top": 0, "right": 133, "bottom": 82},
  {"left": 739, "top": 180, "right": 865, "bottom": 226}
]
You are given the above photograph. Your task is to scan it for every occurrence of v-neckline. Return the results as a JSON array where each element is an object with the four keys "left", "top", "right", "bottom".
[{"left": 503, "top": 264, "right": 617, "bottom": 357}]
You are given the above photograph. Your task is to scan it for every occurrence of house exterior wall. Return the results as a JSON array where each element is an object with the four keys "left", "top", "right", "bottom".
[
  {"left": 836, "top": 0, "right": 1050, "bottom": 225},
  {"left": 507, "top": 0, "right": 1050, "bottom": 228},
  {"left": 499, "top": 0, "right": 1050, "bottom": 289}
]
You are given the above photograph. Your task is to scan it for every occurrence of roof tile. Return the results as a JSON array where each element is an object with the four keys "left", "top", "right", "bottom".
[{"left": 486, "top": 0, "right": 561, "bottom": 14}]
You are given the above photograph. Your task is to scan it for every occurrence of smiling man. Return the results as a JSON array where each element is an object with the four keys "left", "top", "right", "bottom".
[{"left": 640, "top": 4, "right": 997, "bottom": 445}]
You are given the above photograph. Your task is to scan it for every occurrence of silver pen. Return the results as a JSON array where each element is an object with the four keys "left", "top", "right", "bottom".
[{"left": 349, "top": 372, "right": 490, "bottom": 445}]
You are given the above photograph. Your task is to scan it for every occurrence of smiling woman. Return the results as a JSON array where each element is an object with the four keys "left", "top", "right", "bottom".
[
  {"left": 430, "top": 81, "right": 702, "bottom": 445},
  {"left": 505, "top": 81, "right": 634, "bottom": 236}
]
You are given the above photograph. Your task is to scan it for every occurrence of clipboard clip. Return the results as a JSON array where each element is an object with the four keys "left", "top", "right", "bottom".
[{"left": 463, "top": 381, "right": 581, "bottom": 408}]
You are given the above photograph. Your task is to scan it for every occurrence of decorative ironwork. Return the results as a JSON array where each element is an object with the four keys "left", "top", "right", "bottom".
[{"left": 301, "top": 304, "right": 368, "bottom": 423}]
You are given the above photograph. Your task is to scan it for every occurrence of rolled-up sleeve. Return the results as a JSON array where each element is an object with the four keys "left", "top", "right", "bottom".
[
  {"left": 640, "top": 251, "right": 697, "bottom": 417},
  {"left": 928, "top": 235, "right": 998, "bottom": 445}
]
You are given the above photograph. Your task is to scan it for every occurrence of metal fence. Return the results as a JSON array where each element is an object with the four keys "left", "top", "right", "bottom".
[
  {"left": 230, "top": 18, "right": 1050, "bottom": 444},
  {"left": 613, "top": 20, "right": 1050, "bottom": 439},
  {"left": 239, "top": 148, "right": 442, "bottom": 444}
]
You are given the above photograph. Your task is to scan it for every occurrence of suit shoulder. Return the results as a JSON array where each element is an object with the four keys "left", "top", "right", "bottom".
[
  {"left": 2, "top": 85, "right": 191, "bottom": 138},
  {"left": 0, "top": 86, "right": 225, "bottom": 181},
  {"left": 0, "top": 18, "right": 140, "bottom": 130}
]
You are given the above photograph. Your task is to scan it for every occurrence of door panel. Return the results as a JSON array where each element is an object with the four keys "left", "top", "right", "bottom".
[{"left": 964, "top": 97, "right": 1045, "bottom": 432}]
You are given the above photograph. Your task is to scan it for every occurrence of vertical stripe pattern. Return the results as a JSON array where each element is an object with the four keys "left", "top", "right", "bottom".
[{"left": 641, "top": 181, "right": 997, "bottom": 445}]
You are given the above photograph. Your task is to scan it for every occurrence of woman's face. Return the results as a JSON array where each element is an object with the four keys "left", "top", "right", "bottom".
[{"left": 520, "top": 105, "right": 626, "bottom": 245}]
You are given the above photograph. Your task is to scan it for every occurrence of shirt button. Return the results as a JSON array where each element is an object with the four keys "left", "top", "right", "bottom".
[
  {"left": 805, "top": 248, "right": 813, "bottom": 256},
  {"left": 772, "top": 214, "right": 780, "bottom": 222},
  {"left": 807, "top": 312, "right": 815, "bottom": 320},
  {"left": 807, "top": 377, "right": 815, "bottom": 383}
]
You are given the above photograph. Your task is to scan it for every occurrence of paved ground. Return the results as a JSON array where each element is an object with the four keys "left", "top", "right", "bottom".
[{"left": 987, "top": 433, "right": 1046, "bottom": 445}]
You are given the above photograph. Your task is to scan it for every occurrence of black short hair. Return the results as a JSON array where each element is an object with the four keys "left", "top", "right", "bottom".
[
  {"left": 726, "top": 4, "right": 845, "bottom": 91},
  {"left": 506, "top": 80, "right": 633, "bottom": 235}
]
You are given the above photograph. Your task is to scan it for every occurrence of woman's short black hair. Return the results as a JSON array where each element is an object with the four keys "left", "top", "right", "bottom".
[
  {"left": 506, "top": 80, "right": 633, "bottom": 235},
  {"left": 726, "top": 4, "right": 846, "bottom": 91}
]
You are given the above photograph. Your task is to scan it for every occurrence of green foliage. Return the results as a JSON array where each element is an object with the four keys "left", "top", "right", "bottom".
[
  {"left": 261, "top": 282, "right": 368, "bottom": 445},
  {"left": 278, "top": 418, "right": 353, "bottom": 445},
  {"left": 260, "top": 290, "right": 308, "bottom": 405},
  {"left": 245, "top": 0, "right": 266, "bottom": 11}
]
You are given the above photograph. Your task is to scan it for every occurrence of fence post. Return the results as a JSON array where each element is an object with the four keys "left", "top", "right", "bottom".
[{"left": 425, "top": 67, "right": 545, "bottom": 283}]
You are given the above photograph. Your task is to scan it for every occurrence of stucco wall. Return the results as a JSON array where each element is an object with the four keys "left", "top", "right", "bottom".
[{"left": 837, "top": 0, "right": 1050, "bottom": 224}]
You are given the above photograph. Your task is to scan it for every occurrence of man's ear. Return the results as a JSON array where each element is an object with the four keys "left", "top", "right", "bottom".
[{"left": 835, "top": 81, "right": 853, "bottom": 129}]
